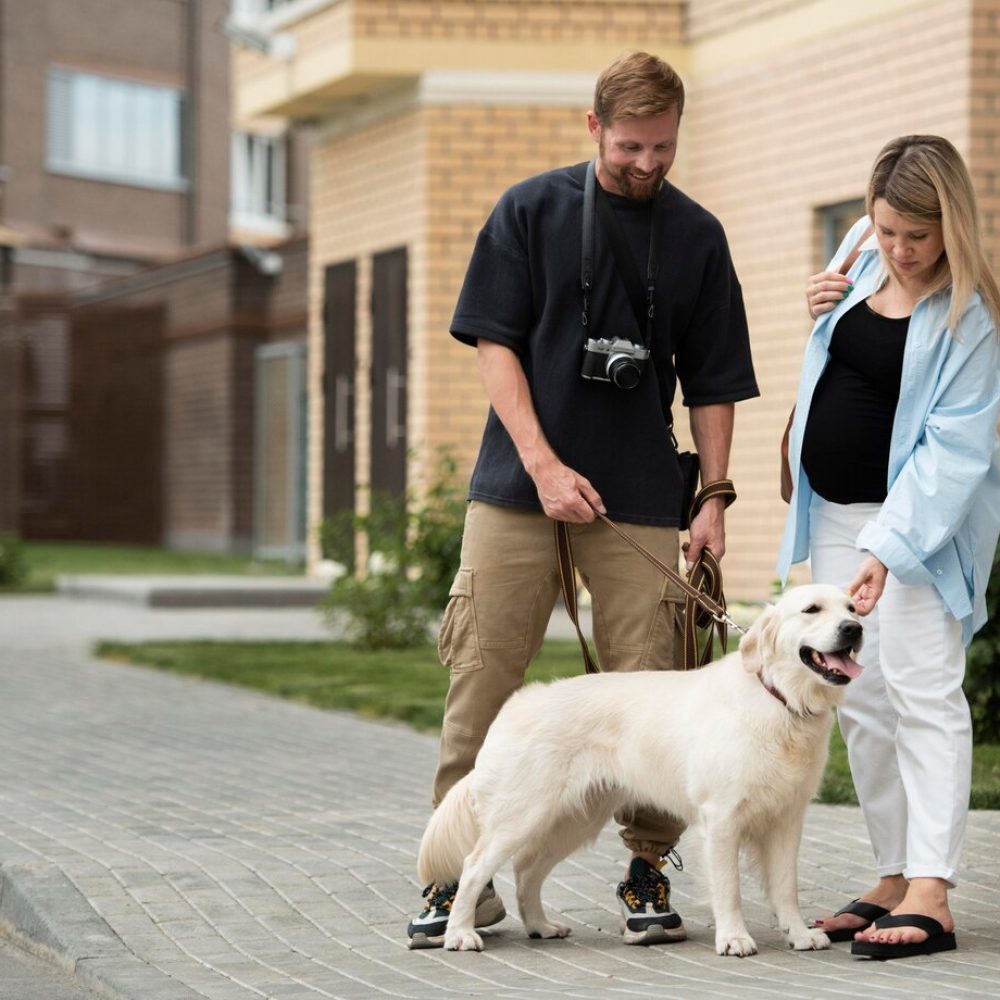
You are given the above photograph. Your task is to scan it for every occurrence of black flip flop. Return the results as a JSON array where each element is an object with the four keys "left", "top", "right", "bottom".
[
  {"left": 815, "top": 899, "right": 890, "bottom": 942},
  {"left": 851, "top": 913, "right": 957, "bottom": 960}
]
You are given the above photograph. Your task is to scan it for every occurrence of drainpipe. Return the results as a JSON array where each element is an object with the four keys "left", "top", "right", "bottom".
[{"left": 185, "top": 0, "right": 199, "bottom": 245}]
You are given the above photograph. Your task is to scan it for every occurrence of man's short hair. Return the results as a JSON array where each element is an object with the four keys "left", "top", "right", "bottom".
[{"left": 593, "top": 51, "right": 685, "bottom": 125}]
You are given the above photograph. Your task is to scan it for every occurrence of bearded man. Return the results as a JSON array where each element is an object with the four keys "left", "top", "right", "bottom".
[{"left": 407, "top": 50, "right": 759, "bottom": 950}]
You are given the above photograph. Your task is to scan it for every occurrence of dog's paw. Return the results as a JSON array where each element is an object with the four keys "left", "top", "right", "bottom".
[
  {"left": 444, "top": 928, "right": 484, "bottom": 952},
  {"left": 527, "top": 922, "right": 572, "bottom": 940},
  {"left": 788, "top": 927, "right": 830, "bottom": 951},
  {"left": 716, "top": 932, "right": 757, "bottom": 957}
]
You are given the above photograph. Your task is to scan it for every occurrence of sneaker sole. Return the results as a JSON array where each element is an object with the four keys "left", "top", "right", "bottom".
[
  {"left": 407, "top": 896, "right": 507, "bottom": 950},
  {"left": 621, "top": 918, "right": 688, "bottom": 946},
  {"left": 408, "top": 931, "right": 446, "bottom": 950}
]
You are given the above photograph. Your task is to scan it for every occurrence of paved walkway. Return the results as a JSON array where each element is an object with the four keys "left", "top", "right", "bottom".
[{"left": 1, "top": 593, "right": 999, "bottom": 999}]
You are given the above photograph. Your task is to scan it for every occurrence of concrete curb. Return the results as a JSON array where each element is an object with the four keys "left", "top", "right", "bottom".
[
  {"left": 56, "top": 575, "right": 327, "bottom": 608},
  {"left": 0, "top": 862, "right": 200, "bottom": 1000}
]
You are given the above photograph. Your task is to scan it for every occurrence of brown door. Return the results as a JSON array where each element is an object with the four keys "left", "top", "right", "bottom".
[
  {"left": 68, "top": 305, "right": 164, "bottom": 543},
  {"left": 370, "top": 247, "right": 407, "bottom": 500},
  {"left": 322, "top": 261, "right": 357, "bottom": 562}
]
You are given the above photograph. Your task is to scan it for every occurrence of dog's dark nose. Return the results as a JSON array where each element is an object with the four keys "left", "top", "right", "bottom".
[{"left": 838, "top": 621, "right": 863, "bottom": 647}]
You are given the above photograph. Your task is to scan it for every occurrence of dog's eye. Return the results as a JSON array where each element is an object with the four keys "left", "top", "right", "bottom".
[{"left": 802, "top": 604, "right": 821, "bottom": 614}]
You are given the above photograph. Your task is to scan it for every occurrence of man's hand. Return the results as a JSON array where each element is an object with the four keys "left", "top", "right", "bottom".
[
  {"left": 682, "top": 496, "right": 725, "bottom": 571},
  {"left": 530, "top": 456, "right": 605, "bottom": 523},
  {"left": 847, "top": 555, "right": 887, "bottom": 616},
  {"left": 807, "top": 270, "right": 853, "bottom": 319}
]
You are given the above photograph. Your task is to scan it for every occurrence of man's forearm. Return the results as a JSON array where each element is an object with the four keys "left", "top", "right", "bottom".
[
  {"left": 682, "top": 402, "right": 734, "bottom": 565},
  {"left": 476, "top": 340, "right": 556, "bottom": 478},
  {"left": 689, "top": 403, "right": 734, "bottom": 484}
]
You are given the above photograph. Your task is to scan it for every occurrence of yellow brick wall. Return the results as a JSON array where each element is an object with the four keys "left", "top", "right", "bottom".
[
  {"left": 683, "top": 0, "right": 974, "bottom": 597},
  {"left": 686, "top": 0, "right": 800, "bottom": 39},
  {"left": 354, "top": 0, "right": 684, "bottom": 42},
  {"left": 307, "top": 107, "right": 426, "bottom": 562},
  {"left": 422, "top": 104, "right": 595, "bottom": 478},
  {"left": 971, "top": 0, "right": 1000, "bottom": 271}
]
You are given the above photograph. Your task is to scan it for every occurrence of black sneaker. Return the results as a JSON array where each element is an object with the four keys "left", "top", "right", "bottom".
[
  {"left": 406, "top": 879, "right": 506, "bottom": 949},
  {"left": 616, "top": 857, "right": 686, "bottom": 945}
]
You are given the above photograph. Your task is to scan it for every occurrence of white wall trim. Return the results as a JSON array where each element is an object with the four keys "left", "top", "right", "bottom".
[
  {"left": 262, "top": 0, "right": 339, "bottom": 32},
  {"left": 314, "top": 70, "right": 593, "bottom": 142},
  {"left": 418, "top": 70, "right": 594, "bottom": 107}
]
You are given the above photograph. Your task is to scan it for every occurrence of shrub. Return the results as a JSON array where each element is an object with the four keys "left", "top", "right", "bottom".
[
  {"left": 405, "top": 450, "right": 467, "bottom": 611},
  {"left": 320, "top": 449, "right": 467, "bottom": 649},
  {"left": 0, "top": 534, "right": 27, "bottom": 588},
  {"left": 966, "top": 548, "right": 1000, "bottom": 744},
  {"left": 317, "top": 507, "right": 355, "bottom": 570}
]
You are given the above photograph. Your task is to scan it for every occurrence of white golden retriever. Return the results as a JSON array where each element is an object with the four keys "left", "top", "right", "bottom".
[{"left": 417, "top": 584, "right": 863, "bottom": 956}]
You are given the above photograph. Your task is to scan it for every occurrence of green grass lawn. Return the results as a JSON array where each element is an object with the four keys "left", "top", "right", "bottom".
[
  {"left": 2, "top": 541, "right": 302, "bottom": 594},
  {"left": 94, "top": 637, "right": 1000, "bottom": 808}
]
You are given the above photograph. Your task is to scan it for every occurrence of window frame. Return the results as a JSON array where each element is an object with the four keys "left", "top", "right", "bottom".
[
  {"left": 46, "top": 67, "right": 188, "bottom": 192},
  {"left": 819, "top": 198, "right": 867, "bottom": 267},
  {"left": 229, "top": 129, "right": 289, "bottom": 237}
]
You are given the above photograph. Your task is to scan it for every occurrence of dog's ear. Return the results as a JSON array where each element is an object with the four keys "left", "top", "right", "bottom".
[{"left": 739, "top": 604, "right": 780, "bottom": 674}]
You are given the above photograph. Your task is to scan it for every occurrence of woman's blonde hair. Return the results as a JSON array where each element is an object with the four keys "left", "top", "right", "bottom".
[
  {"left": 593, "top": 51, "right": 685, "bottom": 125},
  {"left": 866, "top": 134, "right": 1000, "bottom": 334}
]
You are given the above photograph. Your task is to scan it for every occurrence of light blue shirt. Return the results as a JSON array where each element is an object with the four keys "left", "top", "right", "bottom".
[{"left": 777, "top": 216, "right": 1000, "bottom": 645}]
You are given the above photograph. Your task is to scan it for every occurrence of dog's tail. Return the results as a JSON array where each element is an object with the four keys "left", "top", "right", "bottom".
[{"left": 417, "top": 773, "right": 480, "bottom": 885}]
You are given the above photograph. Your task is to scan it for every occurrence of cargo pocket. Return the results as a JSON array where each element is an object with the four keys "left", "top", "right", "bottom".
[
  {"left": 641, "top": 594, "right": 685, "bottom": 671},
  {"left": 437, "top": 568, "right": 484, "bottom": 674}
]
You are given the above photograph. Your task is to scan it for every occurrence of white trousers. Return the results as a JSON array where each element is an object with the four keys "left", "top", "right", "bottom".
[{"left": 809, "top": 497, "right": 971, "bottom": 886}]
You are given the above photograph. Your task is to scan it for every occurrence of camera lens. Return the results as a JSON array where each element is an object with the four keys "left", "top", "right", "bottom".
[{"left": 607, "top": 354, "right": 641, "bottom": 389}]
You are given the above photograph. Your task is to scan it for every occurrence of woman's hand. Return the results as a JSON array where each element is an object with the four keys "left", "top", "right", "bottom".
[
  {"left": 848, "top": 555, "right": 888, "bottom": 616},
  {"left": 807, "top": 270, "right": 854, "bottom": 319}
]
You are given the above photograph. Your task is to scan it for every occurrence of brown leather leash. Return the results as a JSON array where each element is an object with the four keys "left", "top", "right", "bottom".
[{"left": 555, "top": 479, "right": 744, "bottom": 674}]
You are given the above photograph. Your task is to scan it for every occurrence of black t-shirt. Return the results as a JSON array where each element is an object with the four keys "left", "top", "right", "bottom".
[
  {"left": 450, "top": 162, "right": 759, "bottom": 526},
  {"left": 802, "top": 299, "right": 909, "bottom": 503}
]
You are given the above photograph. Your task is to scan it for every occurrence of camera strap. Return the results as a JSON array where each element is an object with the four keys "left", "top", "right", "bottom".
[{"left": 581, "top": 159, "right": 660, "bottom": 345}]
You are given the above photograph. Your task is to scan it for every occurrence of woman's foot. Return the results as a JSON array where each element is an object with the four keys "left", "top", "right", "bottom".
[
  {"left": 854, "top": 878, "right": 954, "bottom": 945},
  {"left": 813, "top": 875, "right": 907, "bottom": 938}
]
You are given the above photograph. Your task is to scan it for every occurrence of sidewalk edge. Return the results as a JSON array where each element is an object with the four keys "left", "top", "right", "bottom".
[{"left": 0, "top": 861, "right": 201, "bottom": 1000}]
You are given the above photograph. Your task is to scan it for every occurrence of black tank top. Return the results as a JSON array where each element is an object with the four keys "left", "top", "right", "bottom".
[{"left": 802, "top": 299, "right": 909, "bottom": 504}]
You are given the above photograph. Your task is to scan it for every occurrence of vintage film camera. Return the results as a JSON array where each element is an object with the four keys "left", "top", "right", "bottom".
[{"left": 580, "top": 336, "right": 650, "bottom": 390}]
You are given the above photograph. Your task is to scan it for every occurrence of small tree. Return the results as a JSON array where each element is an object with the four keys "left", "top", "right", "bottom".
[{"left": 320, "top": 449, "right": 467, "bottom": 649}]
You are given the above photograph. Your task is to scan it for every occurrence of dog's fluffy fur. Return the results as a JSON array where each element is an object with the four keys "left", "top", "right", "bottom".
[{"left": 417, "top": 583, "right": 864, "bottom": 955}]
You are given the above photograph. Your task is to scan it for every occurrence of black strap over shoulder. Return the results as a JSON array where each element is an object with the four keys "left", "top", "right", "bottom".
[
  {"left": 580, "top": 159, "right": 661, "bottom": 345},
  {"left": 581, "top": 161, "right": 596, "bottom": 330}
]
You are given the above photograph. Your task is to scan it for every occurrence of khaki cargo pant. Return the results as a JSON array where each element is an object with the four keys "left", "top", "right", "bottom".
[{"left": 434, "top": 500, "right": 686, "bottom": 853}]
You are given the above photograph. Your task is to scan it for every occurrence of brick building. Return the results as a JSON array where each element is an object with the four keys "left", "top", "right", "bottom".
[
  {"left": 232, "top": 0, "right": 1000, "bottom": 598},
  {"left": 0, "top": 0, "right": 311, "bottom": 557}
]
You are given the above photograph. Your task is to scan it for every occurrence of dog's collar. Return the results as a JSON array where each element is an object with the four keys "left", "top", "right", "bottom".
[{"left": 757, "top": 671, "right": 820, "bottom": 718}]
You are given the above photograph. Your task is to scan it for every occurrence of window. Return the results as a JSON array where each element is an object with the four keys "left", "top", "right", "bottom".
[
  {"left": 819, "top": 199, "right": 866, "bottom": 266},
  {"left": 47, "top": 68, "right": 185, "bottom": 189},
  {"left": 230, "top": 131, "right": 288, "bottom": 234},
  {"left": 230, "top": 0, "right": 295, "bottom": 15}
]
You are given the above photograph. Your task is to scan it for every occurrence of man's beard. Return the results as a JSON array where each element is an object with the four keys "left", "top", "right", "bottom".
[{"left": 599, "top": 140, "right": 664, "bottom": 202}]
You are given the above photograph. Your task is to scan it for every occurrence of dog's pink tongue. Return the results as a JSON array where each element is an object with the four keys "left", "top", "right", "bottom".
[{"left": 825, "top": 651, "right": 863, "bottom": 679}]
